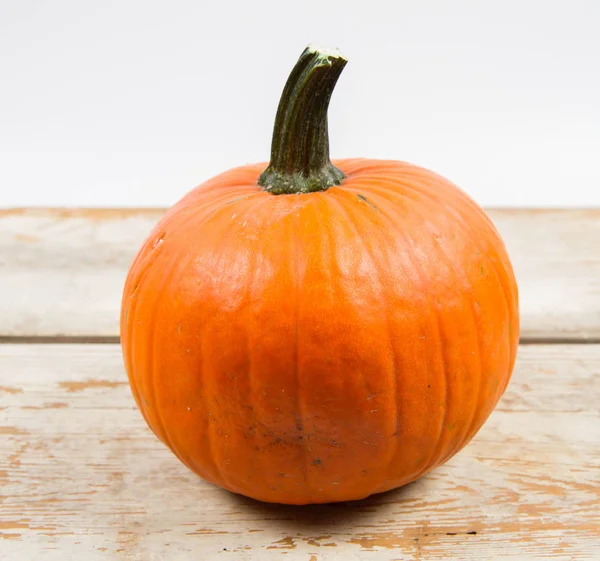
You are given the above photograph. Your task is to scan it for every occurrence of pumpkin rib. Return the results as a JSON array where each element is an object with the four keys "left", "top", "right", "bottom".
[
  {"left": 197, "top": 232, "right": 235, "bottom": 487},
  {"left": 375, "top": 177, "right": 517, "bottom": 459},
  {"left": 130, "top": 231, "right": 178, "bottom": 451},
  {"left": 429, "top": 232, "right": 485, "bottom": 462},
  {"left": 339, "top": 159, "right": 420, "bottom": 179},
  {"left": 239, "top": 196, "right": 271, "bottom": 496},
  {"left": 219, "top": 190, "right": 297, "bottom": 498},
  {"left": 395, "top": 225, "right": 450, "bottom": 483},
  {"left": 352, "top": 178, "right": 516, "bottom": 387},
  {"left": 207, "top": 192, "right": 276, "bottom": 492},
  {"left": 425, "top": 202, "right": 516, "bottom": 419},
  {"left": 320, "top": 194, "right": 358, "bottom": 499},
  {"left": 485, "top": 250, "right": 517, "bottom": 402},
  {"left": 377, "top": 187, "right": 487, "bottom": 463},
  {"left": 352, "top": 168, "right": 498, "bottom": 239},
  {"left": 147, "top": 253, "right": 173, "bottom": 454},
  {"left": 158, "top": 186, "right": 253, "bottom": 236},
  {"left": 146, "top": 223, "right": 208, "bottom": 461},
  {"left": 331, "top": 191, "right": 400, "bottom": 494},
  {"left": 200, "top": 222, "right": 231, "bottom": 489},
  {"left": 344, "top": 175, "right": 516, "bottom": 355},
  {"left": 351, "top": 190, "right": 450, "bottom": 487},
  {"left": 123, "top": 233, "right": 169, "bottom": 434},
  {"left": 291, "top": 202, "right": 312, "bottom": 502},
  {"left": 148, "top": 195, "right": 261, "bottom": 485},
  {"left": 457, "top": 234, "right": 512, "bottom": 451},
  {"left": 367, "top": 180, "right": 515, "bottom": 461},
  {"left": 339, "top": 158, "right": 398, "bottom": 177},
  {"left": 351, "top": 182, "right": 499, "bottom": 477}
]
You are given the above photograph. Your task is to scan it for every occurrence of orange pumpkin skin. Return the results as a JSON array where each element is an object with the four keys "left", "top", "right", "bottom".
[{"left": 120, "top": 158, "right": 519, "bottom": 505}]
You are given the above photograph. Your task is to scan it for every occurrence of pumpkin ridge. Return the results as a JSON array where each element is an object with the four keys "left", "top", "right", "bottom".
[
  {"left": 429, "top": 232, "right": 485, "bottom": 461},
  {"left": 291, "top": 202, "right": 311, "bottom": 501},
  {"left": 239, "top": 195, "right": 277, "bottom": 496},
  {"left": 147, "top": 250, "right": 173, "bottom": 454},
  {"left": 145, "top": 224, "right": 206, "bottom": 461},
  {"left": 332, "top": 192, "right": 400, "bottom": 493},
  {"left": 159, "top": 183, "right": 255, "bottom": 226},
  {"left": 134, "top": 195, "right": 254, "bottom": 484},
  {"left": 375, "top": 188, "right": 488, "bottom": 460},
  {"left": 362, "top": 168, "right": 502, "bottom": 241},
  {"left": 122, "top": 228, "right": 171, "bottom": 426},
  {"left": 357, "top": 181, "right": 516, "bottom": 464},
  {"left": 204, "top": 192, "right": 275, "bottom": 491},
  {"left": 167, "top": 188, "right": 264, "bottom": 234},
  {"left": 353, "top": 190, "right": 450, "bottom": 485},
  {"left": 412, "top": 189, "right": 517, "bottom": 409},
  {"left": 383, "top": 198, "right": 450, "bottom": 481}
]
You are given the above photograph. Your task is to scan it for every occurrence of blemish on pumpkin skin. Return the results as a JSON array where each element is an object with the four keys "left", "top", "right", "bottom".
[
  {"left": 223, "top": 195, "right": 251, "bottom": 207},
  {"left": 357, "top": 193, "right": 379, "bottom": 212}
]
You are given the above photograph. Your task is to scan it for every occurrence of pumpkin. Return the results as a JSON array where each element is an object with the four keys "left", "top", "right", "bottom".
[{"left": 121, "top": 44, "right": 519, "bottom": 505}]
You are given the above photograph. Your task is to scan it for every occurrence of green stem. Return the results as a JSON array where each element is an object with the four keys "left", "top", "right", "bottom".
[{"left": 258, "top": 45, "right": 347, "bottom": 195}]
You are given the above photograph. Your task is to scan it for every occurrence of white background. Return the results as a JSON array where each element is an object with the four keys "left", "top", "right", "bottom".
[{"left": 1, "top": 0, "right": 599, "bottom": 208}]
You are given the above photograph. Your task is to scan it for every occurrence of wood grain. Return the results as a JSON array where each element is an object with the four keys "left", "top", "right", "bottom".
[
  {"left": 1, "top": 208, "right": 599, "bottom": 340},
  {"left": 1, "top": 344, "right": 598, "bottom": 560}
]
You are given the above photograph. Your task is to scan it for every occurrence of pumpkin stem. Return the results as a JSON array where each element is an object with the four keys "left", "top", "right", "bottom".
[{"left": 258, "top": 45, "right": 347, "bottom": 195}]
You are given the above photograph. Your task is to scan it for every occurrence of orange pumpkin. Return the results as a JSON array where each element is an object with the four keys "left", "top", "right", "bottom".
[{"left": 121, "top": 45, "right": 519, "bottom": 505}]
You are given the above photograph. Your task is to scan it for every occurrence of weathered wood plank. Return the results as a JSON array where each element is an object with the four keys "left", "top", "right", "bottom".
[
  {"left": 1, "top": 208, "right": 599, "bottom": 339},
  {"left": 1, "top": 344, "right": 598, "bottom": 560}
]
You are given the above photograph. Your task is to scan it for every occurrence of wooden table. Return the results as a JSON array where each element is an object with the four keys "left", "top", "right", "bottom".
[{"left": 1, "top": 209, "right": 599, "bottom": 560}]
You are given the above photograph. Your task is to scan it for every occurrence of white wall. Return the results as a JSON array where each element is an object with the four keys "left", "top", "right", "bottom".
[{"left": 1, "top": 0, "right": 599, "bottom": 208}]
